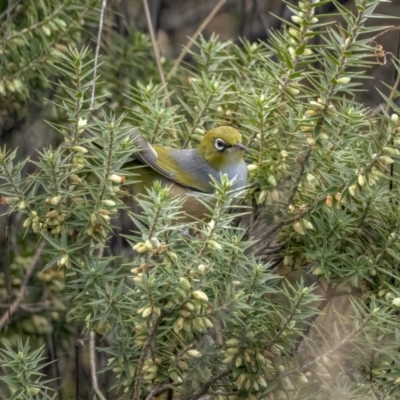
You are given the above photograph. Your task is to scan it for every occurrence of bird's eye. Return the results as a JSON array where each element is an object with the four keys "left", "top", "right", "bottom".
[{"left": 215, "top": 138, "right": 226, "bottom": 152}]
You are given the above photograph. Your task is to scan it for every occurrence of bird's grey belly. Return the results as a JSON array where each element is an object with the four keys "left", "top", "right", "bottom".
[
  {"left": 172, "top": 149, "right": 247, "bottom": 192},
  {"left": 221, "top": 161, "right": 247, "bottom": 191}
]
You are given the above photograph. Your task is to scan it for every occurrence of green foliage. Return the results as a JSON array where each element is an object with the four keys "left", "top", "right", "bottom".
[
  {"left": 0, "top": 0, "right": 98, "bottom": 119},
  {"left": 2, "top": 0, "right": 400, "bottom": 399},
  {"left": 0, "top": 339, "right": 56, "bottom": 400}
]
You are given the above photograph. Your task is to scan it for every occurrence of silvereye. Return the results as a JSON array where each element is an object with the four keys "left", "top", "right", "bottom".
[{"left": 129, "top": 126, "right": 247, "bottom": 221}]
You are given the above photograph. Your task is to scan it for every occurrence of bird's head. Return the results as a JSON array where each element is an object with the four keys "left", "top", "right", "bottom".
[{"left": 198, "top": 126, "right": 247, "bottom": 169}]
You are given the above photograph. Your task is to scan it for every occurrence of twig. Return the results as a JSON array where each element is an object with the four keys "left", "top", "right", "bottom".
[
  {"left": 7, "top": 4, "right": 64, "bottom": 42},
  {"left": 132, "top": 312, "right": 165, "bottom": 400},
  {"left": 75, "top": 339, "right": 82, "bottom": 400},
  {"left": 266, "top": 288, "right": 307, "bottom": 348},
  {"left": 172, "top": 343, "right": 194, "bottom": 367},
  {"left": 8, "top": 55, "right": 49, "bottom": 80},
  {"left": 284, "top": 311, "right": 376, "bottom": 380},
  {"left": 253, "top": 0, "right": 270, "bottom": 38},
  {"left": 256, "top": 4, "right": 370, "bottom": 246},
  {"left": 50, "top": 330, "right": 62, "bottom": 393},
  {"left": 389, "top": 32, "right": 400, "bottom": 193},
  {"left": 0, "top": 0, "right": 12, "bottom": 79},
  {"left": 89, "top": 246, "right": 106, "bottom": 400},
  {"left": 45, "top": 293, "right": 62, "bottom": 393},
  {"left": 385, "top": 58, "right": 400, "bottom": 116},
  {"left": 0, "top": 0, "right": 20, "bottom": 21},
  {"left": 0, "top": 240, "right": 45, "bottom": 330},
  {"left": 285, "top": 148, "right": 312, "bottom": 210},
  {"left": 90, "top": 0, "right": 107, "bottom": 111},
  {"left": 252, "top": 146, "right": 312, "bottom": 251},
  {"left": 261, "top": 207, "right": 308, "bottom": 240},
  {"left": 259, "top": 243, "right": 285, "bottom": 257},
  {"left": 145, "top": 385, "right": 169, "bottom": 400},
  {"left": 142, "top": 0, "right": 171, "bottom": 108},
  {"left": 166, "top": 0, "right": 226, "bottom": 81},
  {"left": 187, "top": 369, "right": 230, "bottom": 400},
  {"left": 145, "top": 383, "right": 181, "bottom": 400},
  {"left": 0, "top": 302, "right": 66, "bottom": 311},
  {"left": 368, "top": 27, "right": 400, "bottom": 50},
  {"left": 5, "top": 214, "right": 11, "bottom": 329},
  {"left": 90, "top": 331, "right": 107, "bottom": 400},
  {"left": 257, "top": 233, "right": 295, "bottom": 258},
  {"left": 294, "top": 284, "right": 338, "bottom": 355},
  {"left": 302, "top": 316, "right": 373, "bottom": 372}
]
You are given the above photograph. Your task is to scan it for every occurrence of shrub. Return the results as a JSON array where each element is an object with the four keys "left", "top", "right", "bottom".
[{"left": 2, "top": 0, "right": 400, "bottom": 399}]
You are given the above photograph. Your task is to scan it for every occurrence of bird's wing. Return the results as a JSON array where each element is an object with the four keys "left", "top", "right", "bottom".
[
  {"left": 129, "top": 131, "right": 168, "bottom": 175},
  {"left": 130, "top": 131, "right": 212, "bottom": 193}
]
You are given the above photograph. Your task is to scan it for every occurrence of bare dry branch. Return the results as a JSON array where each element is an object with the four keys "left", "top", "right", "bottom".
[
  {"left": 0, "top": 0, "right": 20, "bottom": 20},
  {"left": 0, "top": 0, "right": 12, "bottom": 79},
  {"left": 90, "top": 0, "right": 107, "bottom": 111},
  {"left": 90, "top": 331, "right": 107, "bottom": 400},
  {"left": 144, "top": 383, "right": 181, "bottom": 400},
  {"left": 253, "top": 0, "right": 270, "bottom": 38},
  {"left": 166, "top": 0, "right": 227, "bottom": 81},
  {"left": 187, "top": 369, "right": 230, "bottom": 400},
  {"left": 0, "top": 240, "right": 45, "bottom": 330},
  {"left": 286, "top": 312, "right": 375, "bottom": 377},
  {"left": 132, "top": 312, "right": 165, "bottom": 400},
  {"left": 142, "top": 0, "right": 171, "bottom": 108}
]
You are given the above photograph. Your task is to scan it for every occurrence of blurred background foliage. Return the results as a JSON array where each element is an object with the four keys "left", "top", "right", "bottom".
[{"left": 2, "top": 0, "right": 400, "bottom": 399}]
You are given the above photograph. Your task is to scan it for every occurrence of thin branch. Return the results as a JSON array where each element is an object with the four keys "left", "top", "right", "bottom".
[
  {"left": 142, "top": 0, "right": 171, "bottom": 108},
  {"left": 256, "top": 4, "right": 369, "bottom": 245},
  {"left": 90, "top": 331, "right": 107, "bottom": 400},
  {"left": 172, "top": 343, "right": 194, "bottom": 368},
  {"left": 145, "top": 385, "right": 169, "bottom": 400},
  {"left": 0, "top": 240, "right": 45, "bottom": 330},
  {"left": 166, "top": 0, "right": 227, "bottom": 80},
  {"left": 266, "top": 288, "right": 307, "bottom": 348},
  {"left": 252, "top": 147, "right": 312, "bottom": 252},
  {"left": 286, "top": 312, "right": 375, "bottom": 378},
  {"left": 7, "top": 4, "right": 64, "bottom": 42},
  {"left": 75, "top": 339, "right": 82, "bottom": 400},
  {"left": 285, "top": 148, "right": 312, "bottom": 211},
  {"left": 3, "top": 214, "right": 11, "bottom": 331},
  {"left": 90, "top": 0, "right": 107, "bottom": 111},
  {"left": 46, "top": 296, "right": 62, "bottom": 393},
  {"left": 261, "top": 207, "right": 308, "bottom": 240},
  {"left": 0, "top": 302, "right": 66, "bottom": 312},
  {"left": 183, "top": 91, "right": 214, "bottom": 147},
  {"left": 294, "top": 284, "right": 338, "bottom": 355},
  {"left": 367, "top": 27, "right": 400, "bottom": 54},
  {"left": 145, "top": 383, "right": 181, "bottom": 400},
  {"left": 0, "top": 0, "right": 12, "bottom": 79},
  {"left": 8, "top": 55, "right": 49, "bottom": 80},
  {"left": 253, "top": 0, "right": 270, "bottom": 38},
  {"left": 187, "top": 369, "right": 230, "bottom": 400},
  {"left": 302, "top": 320, "right": 372, "bottom": 371},
  {"left": 385, "top": 58, "right": 400, "bottom": 116},
  {"left": 132, "top": 312, "right": 165, "bottom": 400},
  {"left": 258, "top": 234, "right": 294, "bottom": 258},
  {"left": 259, "top": 243, "right": 285, "bottom": 257},
  {"left": 0, "top": 0, "right": 20, "bottom": 21}
]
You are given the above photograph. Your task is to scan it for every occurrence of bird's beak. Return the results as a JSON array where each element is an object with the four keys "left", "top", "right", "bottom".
[{"left": 234, "top": 142, "right": 247, "bottom": 152}]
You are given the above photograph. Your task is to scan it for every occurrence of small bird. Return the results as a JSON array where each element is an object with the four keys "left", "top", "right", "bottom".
[{"left": 129, "top": 126, "right": 248, "bottom": 221}]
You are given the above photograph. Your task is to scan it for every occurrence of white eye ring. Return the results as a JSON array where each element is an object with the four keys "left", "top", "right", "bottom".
[{"left": 215, "top": 138, "right": 226, "bottom": 152}]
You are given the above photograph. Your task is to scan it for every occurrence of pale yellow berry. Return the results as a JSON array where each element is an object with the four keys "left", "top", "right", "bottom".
[
  {"left": 291, "top": 15, "right": 302, "bottom": 24},
  {"left": 337, "top": 77, "right": 351, "bottom": 84}
]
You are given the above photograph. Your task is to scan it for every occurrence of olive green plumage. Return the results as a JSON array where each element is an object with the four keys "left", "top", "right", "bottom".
[{"left": 129, "top": 126, "right": 247, "bottom": 221}]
